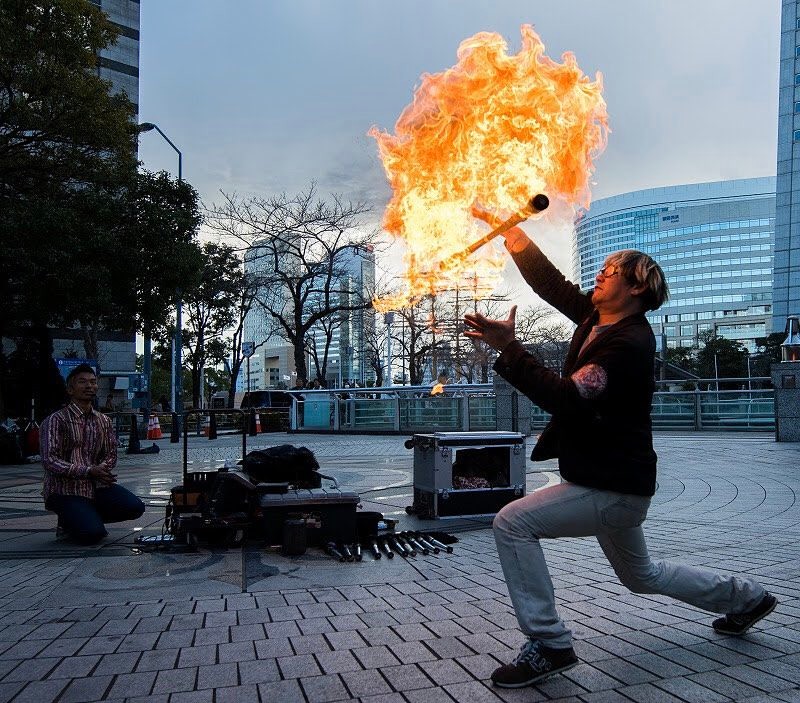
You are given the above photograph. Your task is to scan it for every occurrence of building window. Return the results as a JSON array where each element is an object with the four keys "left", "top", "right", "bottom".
[
  {"left": 795, "top": 46, "right": 800, "bottom": 58},
  {"left": 794, "top": 129, "right": 800, "bottom": 141},
  {"left": 795, "top": 101, "right": 800, "bottom": 113},
  {"left": 794, "top": 73, "right": 800, "bottom": 85},
  {"left": 680, "top": 325, "right": 694, "bottom": 336}
]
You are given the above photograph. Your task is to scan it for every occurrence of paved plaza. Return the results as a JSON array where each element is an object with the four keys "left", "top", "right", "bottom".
[{"left": 0, "top": 430, "right": 798, "bottom": 702}]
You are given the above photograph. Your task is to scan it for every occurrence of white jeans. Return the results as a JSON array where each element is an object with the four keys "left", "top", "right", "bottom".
[{"left": 493, "top": 482, "right": 766, "bottom": 649}]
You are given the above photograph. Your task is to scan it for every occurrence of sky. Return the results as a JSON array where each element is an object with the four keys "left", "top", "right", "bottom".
[{"left": 137, "top": 0, "right": 781, "bottom": 301}]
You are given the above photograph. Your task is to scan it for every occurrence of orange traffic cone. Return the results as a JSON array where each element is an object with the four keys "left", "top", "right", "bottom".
[
  {"left": 202, "top": 416, "right": 211, "bottom": 436},
  {"left": 255, "top": 413, "right": 261, "bottom": 433},
  {"left": 147, "top": 413, "right": 163, "bottom": 440}
]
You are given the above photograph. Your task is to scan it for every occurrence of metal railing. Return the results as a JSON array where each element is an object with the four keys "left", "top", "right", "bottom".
[
  {"left": 288, "top": 380, "right": 775, "bottom": 434},
  {"left": 107, "top": 379, "right": 775, "bottom": 439}
]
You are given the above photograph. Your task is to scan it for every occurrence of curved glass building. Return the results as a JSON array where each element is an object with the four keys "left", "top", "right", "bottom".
[{"left": 572, "top": 177, "right": 776, "bottom": 352}]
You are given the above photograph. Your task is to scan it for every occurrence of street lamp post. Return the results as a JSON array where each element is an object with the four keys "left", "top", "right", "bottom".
[{"left": 138, "top": 122, "right": 183, "bottom": 437}]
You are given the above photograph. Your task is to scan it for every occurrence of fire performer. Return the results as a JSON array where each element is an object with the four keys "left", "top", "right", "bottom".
[{"left": 463, "top": 219, "right": 776, "bottom": 689}]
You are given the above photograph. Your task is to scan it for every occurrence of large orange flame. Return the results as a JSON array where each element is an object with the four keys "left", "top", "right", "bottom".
[{"left": 369, "top": 24, "right": 609, "bottom": 311}]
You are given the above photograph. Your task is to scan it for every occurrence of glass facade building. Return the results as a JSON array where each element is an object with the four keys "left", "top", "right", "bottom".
[
  {"left": 90, "top": 0, "right": 140, "bottom": 113},
  {"left": 775, "top": 0, "right": 800, "bottom": 331},
  {"left": 572, "top": 178, "right": 776, "bottom": 352}
]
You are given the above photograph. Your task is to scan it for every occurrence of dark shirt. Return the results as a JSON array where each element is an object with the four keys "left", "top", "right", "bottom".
[{"left": 493, "top": 242, "right": 657, "bottom": 496}]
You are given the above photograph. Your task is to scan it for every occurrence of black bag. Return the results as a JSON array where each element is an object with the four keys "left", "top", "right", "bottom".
[{"left": 241, "top": 445, "right": 321, "bottom": 488}]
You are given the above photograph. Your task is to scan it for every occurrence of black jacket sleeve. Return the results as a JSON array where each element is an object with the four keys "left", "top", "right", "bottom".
[
  {"left": 510, "top": 241, "right": 593, "bottom": 325},
  {"left": 494, "top": 334, "right": 648, "bottom": 419}
]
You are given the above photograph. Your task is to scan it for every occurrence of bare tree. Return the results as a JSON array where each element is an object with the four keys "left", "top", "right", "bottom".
[
  {"left": 516, "top": 304, "right": 573, "bottom": 372},
  {"left": 225, "top": 271, "right": 267, "bottom": 408},
  {"left": 363, "top": 318, "right": 387, "bottom": 387},
  {"left": 206, "top": 185, "right": 382, "bottom": 384},
  {"left": 387, "top": 296, "right": 450, "bottom": 386}
]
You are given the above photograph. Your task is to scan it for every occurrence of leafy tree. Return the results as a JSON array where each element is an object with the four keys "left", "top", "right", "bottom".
[
  {"left": 664, "top": 345, "right": 697, "bottom": 375},
  {"left": 0, "top": 0, "right": 138, "bottom": 338},
  {"left": 0, "top": 0, "right": 137, "bottom": 200},
  {"left": 695, "top": 331, "right": 749, "bottom": 386},
  {"left": 183, "top": 243, "right": 242, "bottom": 407}
]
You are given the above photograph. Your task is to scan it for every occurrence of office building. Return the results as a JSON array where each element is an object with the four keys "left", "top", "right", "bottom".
[
  {"left": 775, "top": 0, "right": 800, "bottom": 331},
  {"left": 91, "top": 0, "right": 140, "bottom": 114},
  {"left": 572, "top": 178, "right": 776, "bottom": 352}
]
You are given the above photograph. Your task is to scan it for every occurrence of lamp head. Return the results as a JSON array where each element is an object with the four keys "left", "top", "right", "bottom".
[{"left": 138, "top": 122, "right": 156, "bottom": 132}]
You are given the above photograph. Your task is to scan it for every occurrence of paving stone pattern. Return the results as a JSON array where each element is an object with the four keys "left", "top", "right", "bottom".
[{"left": 0, "top": 433, "right": 798, "bottom": 701}]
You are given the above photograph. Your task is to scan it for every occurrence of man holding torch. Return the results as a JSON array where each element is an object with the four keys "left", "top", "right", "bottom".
[{"left": 463, "top": 218, "right": 776, "bottom": 689}]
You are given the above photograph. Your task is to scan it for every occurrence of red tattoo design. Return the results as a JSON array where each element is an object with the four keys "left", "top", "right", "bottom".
[{"left": 571, "top": 364, "right": 608, "bottom": 399}]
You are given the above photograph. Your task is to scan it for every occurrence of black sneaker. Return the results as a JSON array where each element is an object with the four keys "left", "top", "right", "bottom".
[
  {"left": 491, "top": 639, "right": 578, "bottom": 688},
  {"left": 712, "top": 593, "right": 777, "bottom": 635}
]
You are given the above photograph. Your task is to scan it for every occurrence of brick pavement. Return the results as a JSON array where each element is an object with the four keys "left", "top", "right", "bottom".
[{"left": 0, "top": 432, "right": 798, "bottom": 701}]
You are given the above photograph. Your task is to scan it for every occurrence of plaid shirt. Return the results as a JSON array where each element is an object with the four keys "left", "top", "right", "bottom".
[{"left": 40, "top": 403, "right": 118, "bottom": 502}]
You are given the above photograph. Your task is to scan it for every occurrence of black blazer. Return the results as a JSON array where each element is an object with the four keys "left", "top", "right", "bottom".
[{"left": 493, "top": 242, "right": 657, "bottom": 496}]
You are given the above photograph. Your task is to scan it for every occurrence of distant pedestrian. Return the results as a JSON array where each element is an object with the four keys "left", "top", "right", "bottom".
[
  {"left": 464, "top": 213, "right": 776, "bottom": 689},
  {"left": 158, "top": 395, "right": 171, "bottom": 413},
  {"left": 40, "top": 364, "right": 145, "bottom": 544}
]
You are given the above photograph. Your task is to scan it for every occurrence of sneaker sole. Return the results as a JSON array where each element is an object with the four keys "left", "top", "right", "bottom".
[
  {"left": 713, "top": 596, "right": 777, "bottom": 635},
  {"left": 492, "top": 660, "right": 578, "bottom": 689}
]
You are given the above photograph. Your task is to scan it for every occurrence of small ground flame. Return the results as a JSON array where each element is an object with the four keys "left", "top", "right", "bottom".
[{"left": 369, "top": 24, "right": 609, "bottom": 311}]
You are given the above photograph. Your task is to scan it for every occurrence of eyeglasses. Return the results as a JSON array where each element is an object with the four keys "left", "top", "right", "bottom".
[{"left": 597, "top": 264, "right": 620, "bottom": 279}]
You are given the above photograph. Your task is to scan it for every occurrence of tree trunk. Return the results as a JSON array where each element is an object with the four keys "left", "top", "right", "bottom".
[
  {"left": 293, "top": 342, "right": 307, "bottom": 384},
  {"left": 228, "top": 359, "right": 242, "bottom": 408}
]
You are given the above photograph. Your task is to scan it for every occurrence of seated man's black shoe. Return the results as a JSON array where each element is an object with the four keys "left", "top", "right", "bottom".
[
  {"left": 712, "top": 593, "right": 777, "bottom": 635},
  {"left": 491, "top": 639, "right": 578, "bottom": 688}
]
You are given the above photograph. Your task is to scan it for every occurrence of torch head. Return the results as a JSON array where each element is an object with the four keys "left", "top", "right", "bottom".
[{"left": 530, "top": 193, "right": 549, "bottom": 213}]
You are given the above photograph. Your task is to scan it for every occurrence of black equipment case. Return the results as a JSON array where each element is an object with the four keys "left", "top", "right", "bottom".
[{"left": 260, "top": 487, "right": 359, "bottom": 546}]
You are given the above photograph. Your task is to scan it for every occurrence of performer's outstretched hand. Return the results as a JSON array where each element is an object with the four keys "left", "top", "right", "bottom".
[{"left": 464, "top": 305, "right": 517, "bottom": 353}]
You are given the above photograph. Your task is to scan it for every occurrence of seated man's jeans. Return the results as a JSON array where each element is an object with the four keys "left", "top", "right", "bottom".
[
  {"left": 46, "top": 484, "right": 146, "bottom": 545},
  {"left": 493, "top": 482, "right": 766, "bottom": 649}
]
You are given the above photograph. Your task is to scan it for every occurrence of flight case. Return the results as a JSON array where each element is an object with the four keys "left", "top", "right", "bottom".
[{"left": 409, "top": 431, "right": 526, "bottom": 519}]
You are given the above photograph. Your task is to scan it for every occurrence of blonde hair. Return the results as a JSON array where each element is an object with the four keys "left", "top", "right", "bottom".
[{"left": 607, "top": 250, "right": 669, "bottom": 311}]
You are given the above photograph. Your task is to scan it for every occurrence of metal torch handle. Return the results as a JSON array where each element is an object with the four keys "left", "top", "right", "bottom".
[{"left": 464, "top": 194, "right": 549, "bottom": 255}]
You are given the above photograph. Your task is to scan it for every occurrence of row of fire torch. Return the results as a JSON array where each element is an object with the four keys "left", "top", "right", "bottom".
[{"left": 323, "top": 531, "right": 455, "bottom": 562}]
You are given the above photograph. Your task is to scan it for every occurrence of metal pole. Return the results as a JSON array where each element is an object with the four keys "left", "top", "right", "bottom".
[
  {"left": 170, "top": 336, "right": 176, "bottom": 414},
  {"left": 747, "top": 354, "right": 752, "bottom": 391},
  {"left": 247, "top": 356, "right": 251, "bottom": 394},
  {"left": 401, "top": 314, "right": 405, "bottom": 384},
  {"left": 143, "top": 333, "right": 151, "bottom": 414},
  {"left": 141, "top": 122, "right": 183, "bottom": 436},
  {"left": 386, "top": 319, "right": 392, "bottom": 386}
]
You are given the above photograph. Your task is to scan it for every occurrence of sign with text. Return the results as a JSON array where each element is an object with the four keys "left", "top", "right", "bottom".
[
  {"left": 242, "top": 341, "right": 255, "bottom": 358},
  {"left": 56, "top": 358, "right": 97, "bottom": 381}
]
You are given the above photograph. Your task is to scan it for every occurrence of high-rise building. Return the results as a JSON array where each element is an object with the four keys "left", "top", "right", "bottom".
[
  {"left": 240, "top": 237, "right": 299, "bottom": 391},
  {"left": 308, "top": 244, "right": 377, "bottom": 386},
  {"left": 572, "top": 178, "right": 776, "bottom": 352},
  {"left": 91, "top": 0, "right": 140, "bottom": 114},
  {"left": 775, "top": 0, "right": 800, "bottom": 331}
]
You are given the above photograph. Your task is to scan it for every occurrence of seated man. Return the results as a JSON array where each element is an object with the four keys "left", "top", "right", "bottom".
[{"left": 40, "top": 364, "right": 145, "bottom": 544}]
